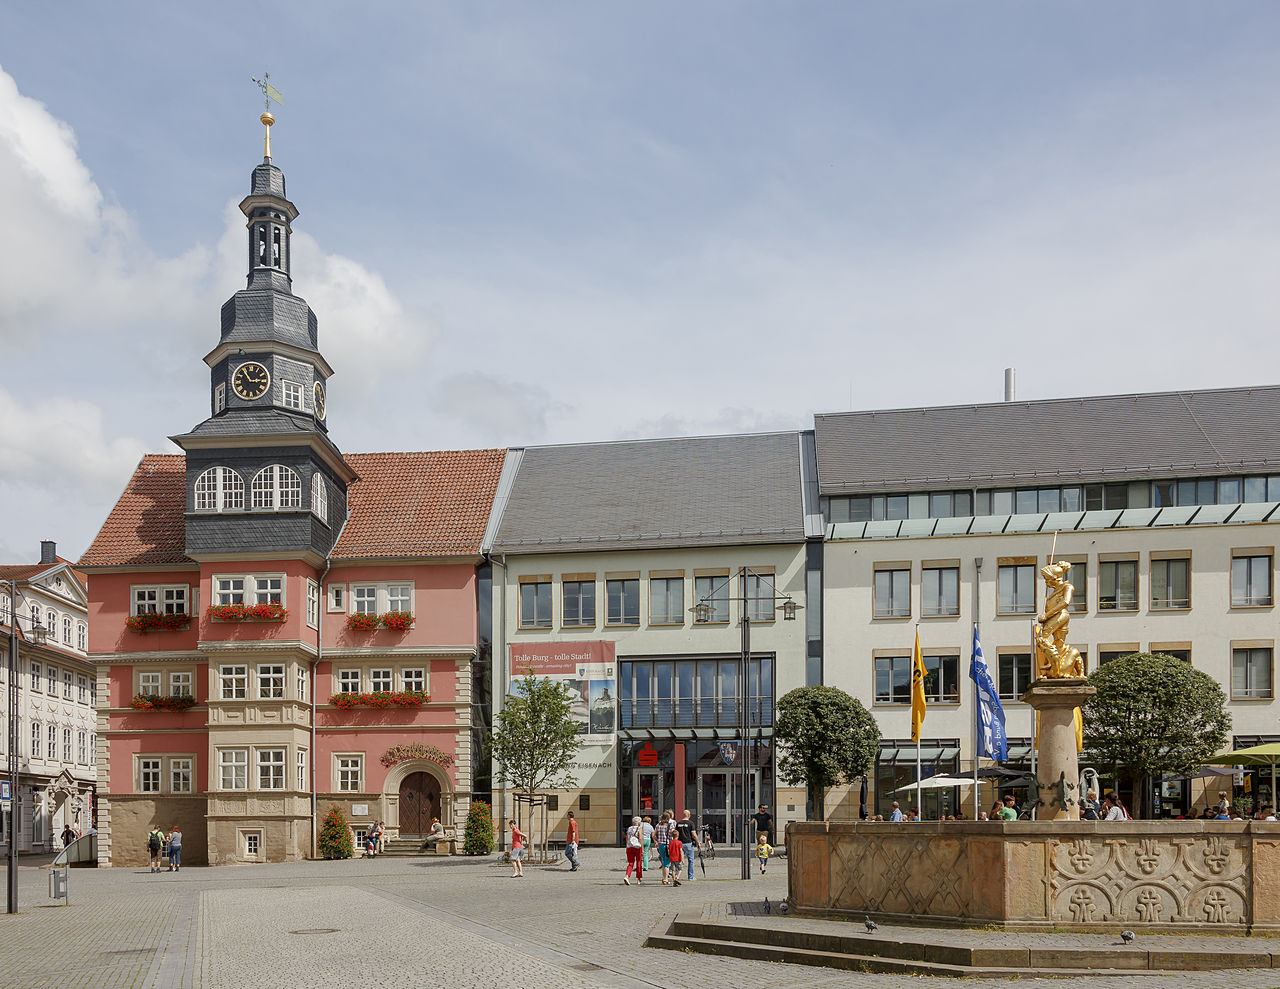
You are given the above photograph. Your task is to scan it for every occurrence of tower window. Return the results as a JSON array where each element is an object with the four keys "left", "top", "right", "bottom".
[
  {"left": 252, "top": 465, "right": 302, "bottom": 510},
  {"left": 195, "top": 467, "right": 245, "bottom": 512},
  {"left": 282, "top": 381, "right": 303, "bottom": 410},
  {"left": 258, "top": 225, "right": 270, "bottom": 266},
  {"left": 214, "top": 383, "right": 226, "bottom": 414},
  {"left": 311, "top": 473, "right": 329, "bottom": 523},
  {"left": 272, "top": 228, "right": 282, "bottom": 267}
]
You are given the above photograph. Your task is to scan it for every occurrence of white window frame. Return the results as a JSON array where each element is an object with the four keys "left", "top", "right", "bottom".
[
  {"left": 387, "top": 584, "right": 412, "bottom": 613},
  {"left": 258, "top": 664, "right": 285, "bottom": 700},
  {"left": 214, "top": 577, "right": 245, "bottom": 606},
  {"left": 30, "top": 661, "right": 40, "bottom": 693},
  {"left": 402, "top": 668, "right": 425, "bottom": 692},
  {"left": 348, "top": 583, "right": 415, "bottom": 616},
  {"left": 306, "top": 579, "right": 320, "bottom": 629},
  {"left": 297, "top": 749, "right": 307, "bottom": 790},
  {"left": 337, "top": 754, "right": 363, "bottom": 792},
  {"left": 337, "top": 669, "right": 361, "bottom": 694},
  {"left": 242, "top": 831, "right": 262, "bottom": 858},
  {"left": 132, "top": 584, "right": 189, "bottom": 616},
  {"left": 258, "top": 748, "right": 286, "bottom": 790},
  {"left": 370, "top": 669, "right": 393, "bottom": 692},
  {"left": 219, "top": 665, "right": 247, "bottom": 700},
  {"left": 77, "top": 623, "right": 86, "bottom": 651},
  {"left": 76, "top": 731, "right": 87, "bottom": 765},
  {"left": 219, "top": 748, "right": 248, "bottom": 790},
  {"left": 47, "top": 728, "right": 56, "bottom": 760},
  {"left": 62, "top": 616, "right": 72, "bottom": 645},
  {"left": 171, "top": 757, "right": 193, "bottom": 794},
  {"left": 312, "top": 473, "right": 328, "bottom": 523},
  {"left": 251, "top": 464, "right": 302, "bottom": 511},
  {"left": 62, "top": 727, "right": 72, "bottom": 762},
  {"left": 46, "top": 665, "right": 57, "bottom": 693},
  {"left": 327, "top": 584, "right": 346, "bottom": 612},
  {"left": 282, "top": 380, "right": 304, "bottom": 410},
  {"left": 214, "top": 382, "right": 226, "bottom": 414},
  {"left": 139, "top": 672, "right": 161, "bottom": 697},
  {"left": 77, "top": 675, "right": 88, "bottom": 703},
  {"left": 194, "top": 466, "right": 244, "bottom": 512},
  {"left": 297, "top": 665, "right": 307, "bottom": 702},
  {"left": 352, "top": 585, "right": 378, "bottom": 615},
  {"left": 30, "top": 722, "right": 40, "bottom": 759},
  {"left": 140, "top": 758, "right": 161, "bottom": 793},
  {"left": 1233, "top": 647, "right": 1273, "bottom": 700},
  {"left": 254, "top": 576, "right": 284, "bottom": 605},
  {"left": 1232, "top": 554, "right": 1273, "bottom": 608},
  {"left": 170, "top": 672, "right": 192, "bottom": 697},
  {"left": 62, "top": 670, "right": 73, "bottom": 699}
]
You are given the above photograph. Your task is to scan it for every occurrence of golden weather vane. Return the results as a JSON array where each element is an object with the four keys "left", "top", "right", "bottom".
[{"left": 249, "top": 72, "right": 285, "bottom": 158}]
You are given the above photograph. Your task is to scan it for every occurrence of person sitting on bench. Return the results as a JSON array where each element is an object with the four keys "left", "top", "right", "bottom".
[{"left": 421, "top": 818, "right": 447, "bottom": 849}]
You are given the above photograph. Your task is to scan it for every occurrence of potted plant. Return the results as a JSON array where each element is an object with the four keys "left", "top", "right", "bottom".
[{"left": 125, "top": 612, "right": 191, "bottom": 632}]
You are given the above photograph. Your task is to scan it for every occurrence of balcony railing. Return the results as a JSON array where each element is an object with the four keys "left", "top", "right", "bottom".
[{"left": 620, "top": 698, "right": 773, "bottom": 729}]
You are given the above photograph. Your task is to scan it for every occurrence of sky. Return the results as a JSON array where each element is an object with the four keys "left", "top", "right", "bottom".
[{"left": 2, "top": 2, "right": 1280, "bottom": 562}]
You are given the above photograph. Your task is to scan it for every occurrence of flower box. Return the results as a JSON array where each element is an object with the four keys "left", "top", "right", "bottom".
[
  {"left": 328, "top": 690, "right": 429, "bottom": 710},
  {"left": 130, "top": 693, "right": 197, "bottom": 712},
  {"left": 343, "top": 611, "right": 415, "bottom": 632},
  {"left": 126, "top": 612, "right": 191, "bottom": 632},
  {"left": 207, "top": 603, "right": 288, "bottom": 622}
]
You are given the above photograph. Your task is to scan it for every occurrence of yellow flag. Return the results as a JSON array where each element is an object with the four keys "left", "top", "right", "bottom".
[{"left": 910, "top": 629, "right": 927, "bottom": 743}]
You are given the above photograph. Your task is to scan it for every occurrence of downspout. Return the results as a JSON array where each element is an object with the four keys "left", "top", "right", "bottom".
[
  {"left": 313, "top": 508, "right": 352, "bottom": 859},
  {"left": 485, "top": 552, "right": 508, "bottom": 850}
]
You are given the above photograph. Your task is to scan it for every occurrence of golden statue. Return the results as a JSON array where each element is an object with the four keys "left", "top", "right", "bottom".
[{"left": 1034, "top": 561, "right": 1084, "bottom": 679}]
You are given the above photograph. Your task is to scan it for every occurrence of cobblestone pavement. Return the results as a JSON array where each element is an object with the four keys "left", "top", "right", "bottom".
[{"left": 1, "top": 851, "right": 1280, "bottom": 988}]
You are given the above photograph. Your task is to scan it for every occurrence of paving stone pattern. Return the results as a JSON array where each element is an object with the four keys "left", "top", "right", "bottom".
[{"left": 3, "top": 852, "right": 1280, "bottom": 988}]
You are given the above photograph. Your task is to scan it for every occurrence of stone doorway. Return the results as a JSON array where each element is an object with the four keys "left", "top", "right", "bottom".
[{"left": 398, "top": 771, "right": 440, "bottom": 837}]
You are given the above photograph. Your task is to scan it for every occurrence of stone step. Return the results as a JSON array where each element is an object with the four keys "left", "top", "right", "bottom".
[{"left": 646, "top": 913, "right": 1278, "bottom": 976}]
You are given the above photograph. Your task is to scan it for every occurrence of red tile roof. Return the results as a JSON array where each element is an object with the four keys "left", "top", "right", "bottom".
[
  {"left": 79, "top": 455, "right": 190, "bottom": 567},
  {"left": 334, "top": 450, "right": 506, "bottom": 559},
  {"left": 77, "top": 449, "right": 507, "bottom": 566},
  {"left": 0, "top": 557, "right": 87, "bottom": 585}
]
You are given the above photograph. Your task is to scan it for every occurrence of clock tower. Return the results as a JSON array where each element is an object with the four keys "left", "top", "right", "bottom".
[{"left": 171, "top": 113, "right": 356, "bottom": 562}]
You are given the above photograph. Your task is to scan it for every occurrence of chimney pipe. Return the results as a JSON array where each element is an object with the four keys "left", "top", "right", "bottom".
[
  {"left": 1003, "top": 368, "right": 1016, "bottom": 402},
  {"left": 40, "top": 540, "right": 56, "bottom": 566}
]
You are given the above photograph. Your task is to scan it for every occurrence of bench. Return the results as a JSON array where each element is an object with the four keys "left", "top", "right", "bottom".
[{"left": 426, "top": 828, "right": 460, "bottom": 855}]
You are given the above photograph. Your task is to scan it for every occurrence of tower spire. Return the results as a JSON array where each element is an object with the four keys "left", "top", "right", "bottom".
[{"left": 250, "top": 73, "right": 285, "bottom": 161}]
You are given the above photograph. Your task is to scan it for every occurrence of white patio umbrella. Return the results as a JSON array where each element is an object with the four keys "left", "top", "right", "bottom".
[{"left": 893, "top": 774, "right": 979, "bottom": 794}]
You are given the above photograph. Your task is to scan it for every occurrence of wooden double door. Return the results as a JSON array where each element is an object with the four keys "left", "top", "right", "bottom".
[{"left": 398, "top": 771, "right": 441, "bottom": 837}]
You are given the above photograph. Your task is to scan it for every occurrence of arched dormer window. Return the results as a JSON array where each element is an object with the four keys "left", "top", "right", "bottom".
[
  {"left": 311, "top": 473, "right": 329, "bottom": 523},
  {"left": 194, "top": 467, "right": 245, "bottom": 512},
  {"left": 252, "top": 465, "right": 302, "bottom": 510}
]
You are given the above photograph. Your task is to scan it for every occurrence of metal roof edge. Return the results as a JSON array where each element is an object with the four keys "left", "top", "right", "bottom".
[{"left": 481, "top": 447, "right": 524, "bottom": 556}]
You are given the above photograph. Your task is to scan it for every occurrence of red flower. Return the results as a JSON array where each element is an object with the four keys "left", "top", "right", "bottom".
[{"left": 126, "top": 612, "right": 191, "bottom": 632}]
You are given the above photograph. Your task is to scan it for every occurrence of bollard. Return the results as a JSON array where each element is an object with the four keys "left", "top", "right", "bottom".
[{"left": 49, "top": 865, "right": 68, "bottom": 905}]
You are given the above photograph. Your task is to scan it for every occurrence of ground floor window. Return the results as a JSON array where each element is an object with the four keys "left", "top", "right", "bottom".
[{"left": 872, "top": 738, "right": 961, "bottom": 820}]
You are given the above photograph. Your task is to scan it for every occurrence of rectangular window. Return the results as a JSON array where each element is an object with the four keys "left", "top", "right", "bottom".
[
  {"left": 370, "top": 669, "right": 393, "bottom": 692},
  {"left": 170, "top": 672, "right": 192, "bottom": 697},
  {"left": 923, "top": 654, "right": 960, "bottom": 702},
  {"left": 220, "top": 665, "right": 247, "bottom": 700},
  {"left": 46, "top": 666, "right": 56, "bottom": 693},
  {"left": 297, "top": 665, "right": 307, "bottom": 702},
  {"left": 140, "top": 758, "right": 161, "bottom": 793},
  {"left": 606, "top": 578, "right": 640, "bottom": 626},
  {"left": 31, "top": 722, "right": 40, "bottom": 759},
  {"left": 386, "top": 584, "right": 412, "bottom": 613},
  {"left": 693, "top": 575, "right": 729, "bottom": 624},
  {"left": 254, "top": 576, "right": 283, "bottom": 605},
  {"left": 77, "top": 676, "right": 88, "bottom": 703},
  {"left": 1067, "top": 561, "right": 1087, "bottom": 613},
  {"left": 997, "top": 564, "right": 1036, "bottom": 615},
  {"left": 873, "top": 568, "right": 911, "bottom": 618},
  {"left": 63, "top": 727, "right": 72, "bottom": 761},
  {"left": 561, "top": 579, "right": 596, "bottom": 627},
  {"left": 743, "top": 572, "right": 775, "bottom": 622},
  {"left": 297, "top": 750, "right": 307, "bottom": 790},
  {"left": 132, "top": 585, "right": 188, "bottom": 616},
  {"left": 171, "top": 758, "right": 193, "bottom": 794},
  {"left": 1151, "top": 557, "right": 1190, "bottom": 610},
  {"left": 1233, "top": 648, "right": 1273, "bottom": 699},
  {"left": 998, "top": 653, "right": 1033, "bottom": 700},
  {"left": 220, "top": 749, "right": 247, "bottom": 790},
  {"left": 648, "top": 577, "right": 684, "bottom": 625},
  {"left": 338, "top": 669, "right": 361, "bottom": 694},
  {"left": 258, "top": 749, "right": 285, "bottom": 790},
  {"left": 139, "top": 672, "right": 161, "bottom": 697},
  {"left": 921, "top": 567, "right": 960, "bottom": 617},
  {"left": 1232, "top": 555, "right": 1273, "bottom": 607},
  {"left": 352, "top": 585, "right": 377, "bottom": 615},
  {"left": 873, "top": 656, "right": 911, "bottom": 704},
  {"left": 402, "top": 668, "right": 425, "bottom": 692},
  {"left": 244, "top": 833, "right": 260, "bottom": 857},
  {"left": 258, "top": 664, "right": 285, "bottom": 699},
  {"left": 338, "top": 755, "right": 362, "bottom": 792},
  {"left": 63, "top": 671, "right": 73, "bottom": 699},
  {"left": 77, "top": 731, "right": 87, "bottom": 764},
  {"left": 215, "top": 577, "right": 245, "bottom": 606},
  {"left": 1098, "top": 650, "right": 1130, "bottom": 666},
  {"left": 306, "top": 580, "right": 319, "bottom": 629},
  {"left": 282, "top": 380, "right": 304, "bottom": 410},
  {"left": 328, "top": 585, "right": 346, "bottom": 612},
  {"left": 30, "top": 662, "right": 40, "bottom": 693},
  {"left": 1099, "top": 560, "right": 1139, "bottom": 611},
  {"left": 48, "top": 729, "right": 56, "bottom": 760},
  {"left": 519, "top": 579, "right": 552, "bottom": 628},
  {"left": 214, "top": 382, "right": 226, "bottom": 414}
]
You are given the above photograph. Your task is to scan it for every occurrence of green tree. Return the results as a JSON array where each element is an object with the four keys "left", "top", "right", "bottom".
[
  {"left": 1083, "top": 652, "right": 1231, "bottom": 818},
  {"left": 775, "top": 686, "right": 881, "bottom": 821},
  {"left": 463, "top": 800, "right": 495, "bottom": 855},
  {"left": 317, "top": 804, "right": 354, "bottom": 859},
  {"left": 492, "top": 672, "right": 582, "bottom": 849}
]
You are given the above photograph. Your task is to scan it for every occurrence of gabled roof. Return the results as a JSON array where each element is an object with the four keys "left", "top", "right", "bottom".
[
  {"left": 814, "top": 384, "right": 1280, "bottom": 494},
  {"left": 491, "top": 432, "right": 806, "bottom": 554},
  {"left": 78, "top": 449, "right": 506, "bottom": 567}
]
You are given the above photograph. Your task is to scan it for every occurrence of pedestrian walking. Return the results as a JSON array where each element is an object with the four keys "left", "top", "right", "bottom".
[
  {"left": 673, "top": 810, "right": 699, "bottom": 882},
  {"left": 755, "top": 832, "right": 773, "bottom": 874},
  {"left": 654, "top": 810, "right": 676, "bottom": 884},
  {"left": 641, "top": 815, "right": 655, "bottom": 867},
  {"left": 666, "top": 830, "right": 683, "bottom": 885},
  {"left": 61, "top": 824, "right": 76, "bottom": 850},
  {"left": 147, "top": 825, "right": 165, "bottom": 873},
  {"left": 889, "top": 801, "right": 904, "bottom": 822},
  {"left": 565, "top": 811, "right": 580, "bottom": 871},
  {"left": 509, "top": 820, "right": 526, "bottom": 877},
  {"left": 750, "top": 804, "right": 775, "bottom": 846},
  {"left": 167, "top": 825, "right": 183, "bottom": 871},
  {"left": 623, "top": 816, "right": 644, "bottom": 884}
]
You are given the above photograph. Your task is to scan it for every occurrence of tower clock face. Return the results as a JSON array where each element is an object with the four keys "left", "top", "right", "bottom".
[
  {"left": 313, "top": 381, "right": 327, "bottom": 421},
  {"left": 232, "top": 362, "right": 270, "bottom": 400}
]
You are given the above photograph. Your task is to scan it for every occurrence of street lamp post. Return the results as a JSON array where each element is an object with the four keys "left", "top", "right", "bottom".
[
  {"left": 692, "top": 567, "right": 800, "bottom": 880},
  {"left": 5, "top": 580, "right": 48, "bottom": 914}
]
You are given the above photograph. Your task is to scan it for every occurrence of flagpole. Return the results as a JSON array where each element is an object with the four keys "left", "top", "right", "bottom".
[
  {"left": 973, "top": 558, "right": 983, "bottom": 817},
  {"left": 915, "top": 623, "right": 922, "bottom": 818}
]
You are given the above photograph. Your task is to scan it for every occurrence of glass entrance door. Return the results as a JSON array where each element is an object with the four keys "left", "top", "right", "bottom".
[
  {"left": 696, "top": 768, "right": 759, "bottom": 844},
  {"left": 633, "top": 769, "right": 663, "bottom": 819}
]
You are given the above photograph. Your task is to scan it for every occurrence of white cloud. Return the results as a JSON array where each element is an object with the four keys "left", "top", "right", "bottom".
[{"left": 429, "top": 371, "right": 569, "bottom": 445}]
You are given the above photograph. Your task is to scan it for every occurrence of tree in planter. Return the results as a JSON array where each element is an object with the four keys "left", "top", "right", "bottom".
[
  {"left": 775, "top": 685, "right": 880, "bottom": 822},
  {"left": 491, "top": 672, "right": 581, "bottom": 856},
  {"left": 464, "top": 800, "right": 495, "bottom": 855},
  {"left": 1083, "top": 652, "right": 1231, "bottom": 819},
  {"left": 318, "top": 804, "right": 355, "bottom": 859}
]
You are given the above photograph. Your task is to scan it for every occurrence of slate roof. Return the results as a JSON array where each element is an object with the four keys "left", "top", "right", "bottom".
[
  {"left": 78, "top": 450, "right": 506, "bottom": 567},
  {"left": 814, "top": 384, "right": 1280, "bottom": 494},
  {"left": 491, "top": 432, "right": 805, "bottom": 554},
  {"left": 173, "top": 408, "right": 331, "bottom": 440}
]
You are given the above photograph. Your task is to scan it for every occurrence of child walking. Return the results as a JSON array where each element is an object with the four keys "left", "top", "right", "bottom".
[
  {"left": 509, "top": 820, "right": 526, "bottom": 877},
  {"left": 755, "top": 832, "right": 773, "bottom": 875}
]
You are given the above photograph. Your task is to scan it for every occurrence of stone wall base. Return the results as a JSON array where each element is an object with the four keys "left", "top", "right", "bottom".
[{"left": 102, "top": 796, "right": 210, "bottom": 868}]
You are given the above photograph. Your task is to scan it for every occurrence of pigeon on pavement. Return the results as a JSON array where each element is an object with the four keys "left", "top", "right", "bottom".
[
  {"left": 763, "top": 896, "right": 771, "bottom": 914},
  {"left": 865, "top": 918, "right": 878, "bottom": 933},
  {"left": 1120, "top": 930, "right": 1135, "bottom": 945}
]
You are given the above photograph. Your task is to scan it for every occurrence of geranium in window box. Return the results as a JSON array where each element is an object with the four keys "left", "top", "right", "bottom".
[
  {"left": 130, "top": 693, "right": 197, "bottom": 712},
  {"left": 379, "top": 611, "right": 414, "bottom": 632},
  {"left": 327, "top": 690, "right": 428, "bottom": 710},
  {"left": 207, "top": 603, "right": 288, "bottom": 622},
  {"left": 126, "top": 612, "right": 191, "bottom": 632},
  {"left": 344, "top": 612, "right": 380, "bottom": 631}
]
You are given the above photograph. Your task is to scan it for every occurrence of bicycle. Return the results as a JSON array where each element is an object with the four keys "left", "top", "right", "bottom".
[{"left": 698, "top": 824, "right": 716, "bottom": 860}]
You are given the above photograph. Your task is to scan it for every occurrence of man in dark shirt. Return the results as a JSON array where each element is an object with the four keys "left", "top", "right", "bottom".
[
  {"left": 750, "top": 804, "right": 774, "bottom": 846},
  {"left": 673, "top": 810, "right": 700, "bottom": 881}
]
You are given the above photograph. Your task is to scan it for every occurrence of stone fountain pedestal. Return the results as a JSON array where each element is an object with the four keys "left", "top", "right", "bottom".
[{"left": 1021, "top": 677, "right": 1096, "bottom": 821}]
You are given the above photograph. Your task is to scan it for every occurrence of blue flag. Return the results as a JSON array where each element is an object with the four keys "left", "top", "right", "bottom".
[{"left": 969, "top": 628, "right": 1008, "bottom": 761}]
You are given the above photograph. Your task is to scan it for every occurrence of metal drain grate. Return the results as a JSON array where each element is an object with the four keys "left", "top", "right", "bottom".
[
  {"left": 288, "top": 928, "right": 340, "bottom": 935},
  {"left": 570, "top": 963, "right": 603, "bottom": 972}
]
